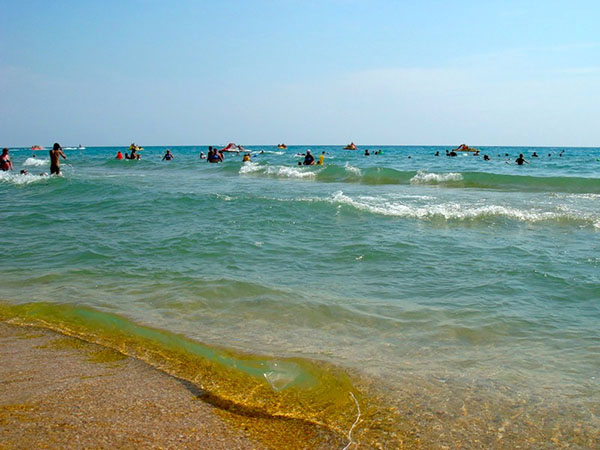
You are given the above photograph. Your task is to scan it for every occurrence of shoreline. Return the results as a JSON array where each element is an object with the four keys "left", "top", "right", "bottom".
[{"left": 0, "top": 322, "right": 345, "bottom": 449}]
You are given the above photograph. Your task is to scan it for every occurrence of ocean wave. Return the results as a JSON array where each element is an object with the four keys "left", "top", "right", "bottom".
[
  {"left": 0, "top": 171, "right": 49, "bottom": 185},
  {"left": 410, "top": 170, "right": 463, "bottom": 184},
  {"left": 329, "top": 191, "right": 600, "bottom": 227},
  {"left": 344, "top": 162, "right": 361, "bottom": 176},
  {"left": 237, "top": 163, "right": 600, "bottom": 192},
  {"left": 23, "top": 157, "right": 49, "bottom": 167},
  {"left": 240, "top": 163, "right": 317, "bottom": 179}
]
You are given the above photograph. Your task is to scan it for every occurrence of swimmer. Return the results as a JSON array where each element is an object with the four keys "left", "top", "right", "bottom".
[
  {"left": 483, "top": 154, "right": 490, "bottom": 161},
  {"left": 49, "top": 143, "right": 66, "bottom": 175},
  {"left": 116, "top": 151, "right": 123, "bottom": 160},
  {"left": 1, "top": 148, "right": 13, "bottom": 171},
  {"left": 364, "top": 149, "right": 370, "bottom": 156},
  {"left": 127, "top": 148, "right": 140, "bottom": 160},
  {"left": 199, "top": 152, "right": 206, "bottom": 159},
  {"left": 515, "top": 153, "right": 529, "bottom": 165},
  {"left": 303, "top": 150, "right": 315, "bottom": 165},
  {"left": 242, "top": 153, "right": 251, "bottom": 162},
  {"left": 434, "top": 151, "right": 440, "bottom": 156},
  {"left": 20, "top": 169, "right": 28, "bottom": 175},
  {"left": 162, "top": 149, "right": 174, "bottom": 161},
  {"left": 317, "top": 151, "right": 325, "bottom": 165},
  {"left": 532, "top": 152, "right": 538, "bottom": 157}
]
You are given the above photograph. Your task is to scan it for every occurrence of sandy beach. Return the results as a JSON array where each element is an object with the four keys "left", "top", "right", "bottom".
[{"left": 0, "top": 322, "right": 345, "bottom": 449}]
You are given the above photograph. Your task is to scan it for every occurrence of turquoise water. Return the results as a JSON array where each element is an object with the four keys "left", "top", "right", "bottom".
[{"left": 1, "top": 145, "right": 599, "bottom": 445}]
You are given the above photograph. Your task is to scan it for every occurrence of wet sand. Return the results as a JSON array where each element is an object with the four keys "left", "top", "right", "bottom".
[{"left": 0, "top": 322, "right": 345, "bottom": 449}]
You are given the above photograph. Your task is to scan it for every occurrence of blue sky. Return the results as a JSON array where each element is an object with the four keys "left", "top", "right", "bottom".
[{"left": 1, "top": 0, "right": 599, "bottom": 146}]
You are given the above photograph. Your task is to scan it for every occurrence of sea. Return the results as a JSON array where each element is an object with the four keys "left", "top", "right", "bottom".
[{"left": 1, "top": 145, "right": 599, "bottom": 447}]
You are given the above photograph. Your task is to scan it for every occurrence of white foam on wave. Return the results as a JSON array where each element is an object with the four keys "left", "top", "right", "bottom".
[
  {"left": 239, "top": 163, "right": 317, "bottom": 179},
  {"left": 0, "top": 171, "right": 49, "bottom": 185},
  {"left": 551, "top": 193, "right": 600, "bottom": 200},
  {"left": 266, "top": 166, "right": 316, "bottom": 179},
  {"left": 410, "top": 170, "right": 463, "bottom": 184},
  {"left": 23, "top": 157, "right": 49, "bottom": 167},
  {"left": 239, "top": 161, "right": 263, "bottom": 174},
  {"left": 330, "top": 191, "right": 598, "bottom": 225},
  {"left": 251, "top": 150, "right": 284, "bottom": 155},
  {"left": 344, "top": 162, "right": 361, "bottom": 176}
]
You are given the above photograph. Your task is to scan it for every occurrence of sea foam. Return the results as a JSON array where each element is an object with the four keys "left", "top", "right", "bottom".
[
  {"left": 23, "top": 157, "right": 49, "bottom": 167},
  {"left": 330, "top": 191, "right": 599, "bottom": 226},
  {"left": 410, "top": 170, "right": 463, "bottom": 184}
]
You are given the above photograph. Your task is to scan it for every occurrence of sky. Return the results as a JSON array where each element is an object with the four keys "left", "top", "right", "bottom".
[{"left": 1, "top": 0, "right": 599, "bottom": 147}]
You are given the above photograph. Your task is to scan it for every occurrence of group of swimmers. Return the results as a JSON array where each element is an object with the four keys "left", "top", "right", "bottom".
[
  {"left": 364, "top": 149, "right": 383, "bottom": 156},
  {"left": 430, "top": 148, "right": 566, "bottom": 165},
  {"left": 115, "top": 144, "right": 142, "bottom": 160},
  {"left": 3, "top": 144, "right": 574, "bottom": 177},
  {"left": 1, "top": 143, "right": 66, "bottom": 175},
  {"left": 293, "top": 150, "right": 326, "bottom": 166}
]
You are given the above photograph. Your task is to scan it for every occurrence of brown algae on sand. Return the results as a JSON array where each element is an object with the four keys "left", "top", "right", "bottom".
[{"left": 0, "top": 301, "right": 404, "bottom": 447}]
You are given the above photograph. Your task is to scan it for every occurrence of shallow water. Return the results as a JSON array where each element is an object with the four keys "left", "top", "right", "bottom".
[{"left": 1, "top": 145, "right": 599, "bottom": 446}]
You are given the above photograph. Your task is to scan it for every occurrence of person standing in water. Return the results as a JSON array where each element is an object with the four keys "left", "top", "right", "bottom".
[
  {"left": 515, "top": 154, "right": 529, "bottom": 165},
  {"left": 1, "top": 148, "right": 13, "bottom": 171},
  {"left": 162, "top": 149, "right": 174, "bottom": 161},
  {"left": 49, "top": 143, "right": 66, "bottom": 175}
]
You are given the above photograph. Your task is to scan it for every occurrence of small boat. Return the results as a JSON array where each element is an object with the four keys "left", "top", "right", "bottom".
[
  {"left": 30, "top": 145, "right": 43, "bottom": 151},
  {"left": 277, "top": 144, "right": 287, "bottom": 149},
  {"left": 220, "top": 143, "right": 244, "bottom": 152},
  {"left": 453, "top": 144, "right": 479, "bottom": 152},
  {"left": 344, "top": 142, "right": 358, "bottom": 150}
]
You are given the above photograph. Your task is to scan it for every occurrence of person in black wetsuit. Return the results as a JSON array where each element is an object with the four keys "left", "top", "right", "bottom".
[{"left": 303, "top": 150, "right": 315, "bottom": 165}]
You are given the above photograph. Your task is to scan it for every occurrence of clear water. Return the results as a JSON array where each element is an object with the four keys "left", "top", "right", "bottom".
[{"left": 1, "top": 145, "right": 599, "bottom": 446}]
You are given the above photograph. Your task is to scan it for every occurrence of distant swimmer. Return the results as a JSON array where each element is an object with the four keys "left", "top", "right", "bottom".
[
  {"left": 303, "top": 150, "right": 315, "bottom": 165},
  {"left": 125, "top": 148, "right": 141, "bottom": 160},
  {"left": 242, "top": 153, "right": 251, "bottom": 162},
  {"left": 116, "top": 151, "right": 124, "bottom": 160},
  {"left": 531, "top": 152, "right": 538, "bottom": 157},
  {"left": 364, "top": 149, "right": 370, "bottom": 156},
  {"left": 448, "top": 150, "right": 457, "bottom": 157},
  {"left": 199, "top": 152, "right": 206, "bottom": 160},
  {"left": 1, "top": 148, "right": 13, "bottom": 171},
  {"left": 20, "top": 169, "right": 28, "bottom": 175},
  {"left": 483, "top": 154, "right": 490, "bottom": 161},
  {"left": 515, "top": 153, "right": 529, "bottom": 165},
  {"left": 317, "top": 151, "right": 325, "bottom": 165},
  {"left": 49, "top": 143, "right": 66, "bottom": 175},
  {"left": 434, "top": 151, "right": 440, "bottom": 156},
  {"left": 162, "top": 149, "right": 174, "bottom": 161}
]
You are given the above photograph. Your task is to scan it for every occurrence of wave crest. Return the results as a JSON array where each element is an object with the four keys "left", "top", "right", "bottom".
[{"left": 23, "top": 158, "right": 49, "bottom": 167}]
